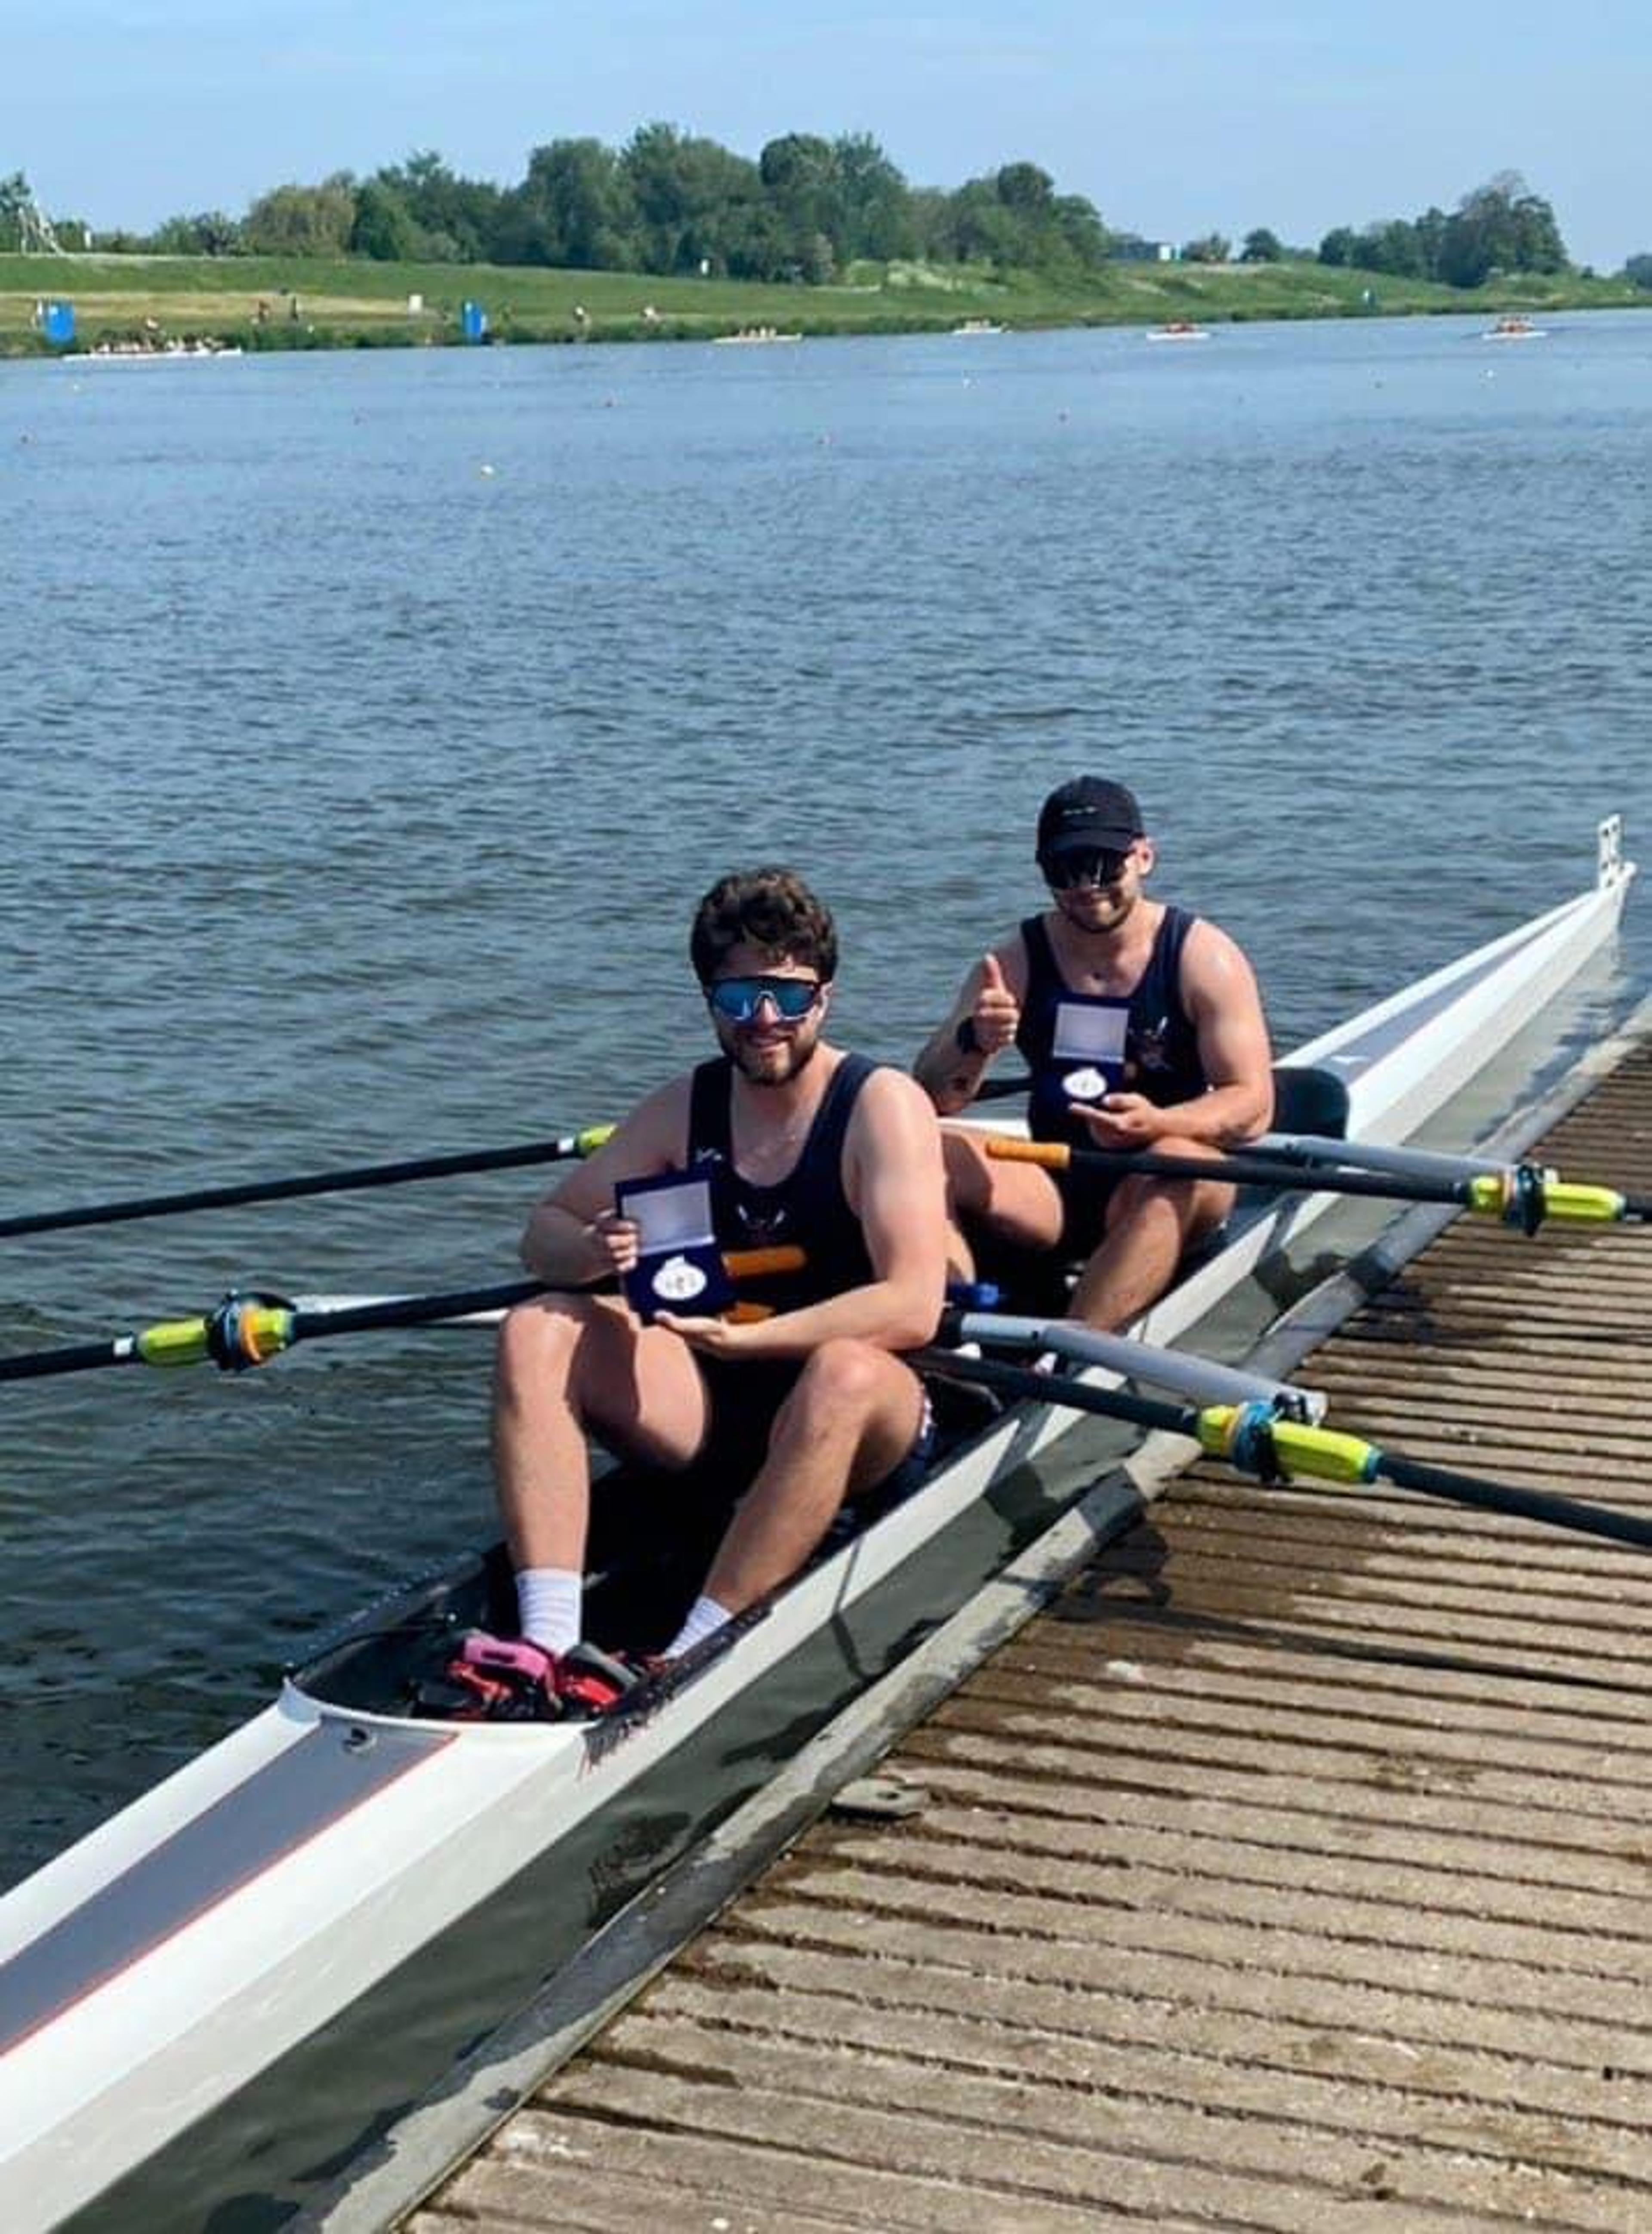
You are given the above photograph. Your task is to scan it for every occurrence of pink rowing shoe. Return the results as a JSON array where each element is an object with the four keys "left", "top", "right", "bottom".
[{"left": 444, "top": 1631, "right": 641, "bottom": 1720}]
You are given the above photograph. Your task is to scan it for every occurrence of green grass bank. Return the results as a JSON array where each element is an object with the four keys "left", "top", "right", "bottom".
[{"left": 2, "top": 250, "right": 1645, "bottom": 356}]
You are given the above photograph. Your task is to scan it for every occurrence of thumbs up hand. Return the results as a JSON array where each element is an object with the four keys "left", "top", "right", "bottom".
[{"left": 970, "top": 952, "right": 1020, "bottom": 1055}]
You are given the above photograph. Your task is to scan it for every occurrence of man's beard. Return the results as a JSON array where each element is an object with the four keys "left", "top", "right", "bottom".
[
  {"left": 1065, "top": 884, "right": 1138, "bottom": 934},
  {"left": 732, "top": 1032, "right": 820, "bottom": 1086}
]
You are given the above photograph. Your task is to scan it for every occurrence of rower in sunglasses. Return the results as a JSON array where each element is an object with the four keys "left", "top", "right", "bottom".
[
  {"left": 452, "top": 867, "right": 949, "bottom": 1721},
  {"left": 914, "top": 776, "right": 1275, "bottom": 1332}
]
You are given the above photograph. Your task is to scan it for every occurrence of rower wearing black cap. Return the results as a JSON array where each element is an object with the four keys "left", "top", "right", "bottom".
[{"left": 914, "top": 777, "right": 1275, "bottom": 1329}]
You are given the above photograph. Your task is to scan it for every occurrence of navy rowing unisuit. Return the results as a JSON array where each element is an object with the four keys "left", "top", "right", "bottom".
[
  {"left": 686, "top": 1050, "right": 879, "bottom": 1312},
  {"left": 1017, "top": 905, "right": 1208, "bottom": 1148}
]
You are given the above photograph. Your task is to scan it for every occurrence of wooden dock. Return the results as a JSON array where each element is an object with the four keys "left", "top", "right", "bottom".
[{"left": 330, "top": 1044, "right": 1652, "bottom": 2233}]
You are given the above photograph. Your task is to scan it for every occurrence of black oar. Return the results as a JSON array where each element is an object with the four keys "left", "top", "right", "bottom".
[
  {"left": 980, "top": 1134, "right": 1649, "bottom": 1233},
  {"left": 920, "top": 1348, "right": 1652, "bottom": 1551},
  {"left": 0, "top": 1246, "right": 803, "bottom": 1386},
  {"left": 0, "top": 1125, "right": 616, "bottom": 1242}
]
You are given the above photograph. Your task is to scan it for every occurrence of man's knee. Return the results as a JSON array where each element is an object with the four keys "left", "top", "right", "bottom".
[
  {"left": 1111, "top": 1140, "right": 1203, "bottom": 1217},
  {"left": 1104, "top": 1162, "right": 1233, "bottom": 1254},
  {"left": 493, "top": 1296, "right": 585, "bottom": 1401},
  {"left": 789, "top": 1337, "right": 896, "bottom": 1420}
]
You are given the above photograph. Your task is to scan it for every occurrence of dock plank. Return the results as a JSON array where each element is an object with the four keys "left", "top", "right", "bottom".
[{"left": 408, "top": 1045, "right": 1652, "bottom": 2232}]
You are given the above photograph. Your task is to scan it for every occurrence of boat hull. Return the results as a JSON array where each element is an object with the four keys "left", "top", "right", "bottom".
[
  {"left": 60, "top": 346, "right": 243, "bottom": 363},
  {"left": 0, "top": 825, "right": 1634, "bottom": 2228}
]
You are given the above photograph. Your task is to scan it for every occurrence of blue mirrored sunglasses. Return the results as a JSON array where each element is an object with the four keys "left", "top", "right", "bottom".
[{"left": 705, "top": 974, "right": 823, "bottom": 1024}]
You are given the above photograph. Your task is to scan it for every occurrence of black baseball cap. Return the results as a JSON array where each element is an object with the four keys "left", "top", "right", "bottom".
[{"left": 1036, "top": 778, "right": 1144, "bottom": 858}]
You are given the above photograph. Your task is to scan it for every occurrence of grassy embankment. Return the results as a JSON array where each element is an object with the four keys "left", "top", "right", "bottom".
[{"left": 0, "top": 250, "right": 1645, "bottom": 355}]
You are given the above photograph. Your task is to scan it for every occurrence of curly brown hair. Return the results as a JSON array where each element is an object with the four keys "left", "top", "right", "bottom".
[{"left": 690, "top": 868, "right": 838, "bottom": 985}]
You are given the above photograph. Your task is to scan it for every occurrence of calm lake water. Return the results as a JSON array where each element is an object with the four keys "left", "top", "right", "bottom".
[{"left": 3, "top": 309, "right": 1650, "bottom": 2219}]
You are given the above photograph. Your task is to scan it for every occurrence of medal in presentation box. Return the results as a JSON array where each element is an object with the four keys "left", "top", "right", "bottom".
[{"left": 614, "top": 1170, "right": 736, "bottom": 1322}]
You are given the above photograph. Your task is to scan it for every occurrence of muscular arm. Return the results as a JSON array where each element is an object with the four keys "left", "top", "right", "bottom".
[
  {"left": 1073, "top": 921, "right": 1273, "bottom": 1153},
  {"left": 913, "top": 943, "right": 1025, "bottom": 1115},
  {"left": 706, "top": 1069, "right": 949, "bottom": 1360},
  {"left": 518, "top": 1079, "right": 685, "bottom": 1283},
  {"left": 1177, "top": 921, "right": 1275, "bottom": 1144}
]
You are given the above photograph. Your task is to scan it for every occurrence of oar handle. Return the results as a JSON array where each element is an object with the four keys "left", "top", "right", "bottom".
[
  {"left": 982, "top": 1137, "right": 1069, "bottom": 1169},
  {"left": 699, "top": 1249, "right": 806, "bottom": 1322},
  {"left": 722, "top": 1245, "right": 805, "bottom": 1279}
]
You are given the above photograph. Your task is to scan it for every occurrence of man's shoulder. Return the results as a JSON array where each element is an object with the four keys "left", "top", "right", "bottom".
[
  {"left": 1177, "top": 912, "right": 1264, "bottom": 1005},
  {"left": 843, "top": 1055, "right": 941, "bottom": 1132},
  {"left": 1178, "top": 909, "right": 1253, "bottom": 963}
]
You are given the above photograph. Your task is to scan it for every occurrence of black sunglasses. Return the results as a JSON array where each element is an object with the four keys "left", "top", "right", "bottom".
[{"left": 1041, "top": 845, "right": 1135, "bottom": 891}]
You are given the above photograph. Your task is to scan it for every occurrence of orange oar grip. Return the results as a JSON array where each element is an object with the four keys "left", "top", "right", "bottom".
[
  {"left": 723, "top": 1302, "right": 775, "bottom": 1324},
  {"left": 723, "top": 1245, "right": 806, "bottom": 1279},
  {"left": 982, "top": 1137, "right": 1071, "bottom": 1169}
]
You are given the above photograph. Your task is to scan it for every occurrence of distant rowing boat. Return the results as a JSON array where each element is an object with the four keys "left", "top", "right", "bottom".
[
  {"left": 1482, "top": 314, "right": 1546, "bottom": 342},
  {"left": 712, "top": 327, "right": 802, "bottom": 345},
  {"left": 62, "top": 342, "right": 243, "bottom": 363},
  {"left": 1147, "top": 320, "right": 1210, "bottom": 342},
  {"left": 951, "top": 318, "right": 1006, "bottom": 336}
]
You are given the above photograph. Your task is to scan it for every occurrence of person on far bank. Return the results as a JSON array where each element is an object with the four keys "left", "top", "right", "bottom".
[
  {"left": 914, "top": 778, "right": 1274, "bottom": 1330},
  {"left": 450, "top": 867, "right": 949, "bottom": 1721}
]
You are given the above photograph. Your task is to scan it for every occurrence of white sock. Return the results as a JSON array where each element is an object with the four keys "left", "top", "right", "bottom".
[
  {"left": 667, "top": 1592, "right": 732, "bottom": 1658},
  {"left": 515, "top": 1566, "right": 582, "bottom": 1655}
]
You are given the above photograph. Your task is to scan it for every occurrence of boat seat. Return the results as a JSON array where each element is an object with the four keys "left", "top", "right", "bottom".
[{"left": 1270, "top": 1062, "right": 1348, "bottom": 1138}]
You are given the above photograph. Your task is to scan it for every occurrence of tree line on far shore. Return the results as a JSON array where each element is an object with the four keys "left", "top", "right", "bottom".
[
  {"left": 1316, "top": 172, "right": 1570, "bottom": 287},
  {"left": 1, "top": 136, "right": 1110, "bottom": 284},
  {"left": 3, "top": 142, "right": 1648, "bottom": 290}
]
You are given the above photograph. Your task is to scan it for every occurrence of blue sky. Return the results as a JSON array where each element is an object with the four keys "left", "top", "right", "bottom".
[{"left": 7, "top": 1, "right": 1646, "bottom": 271}]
